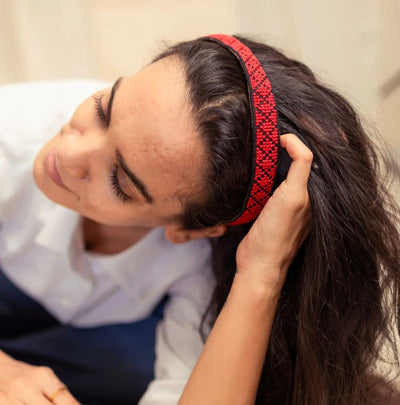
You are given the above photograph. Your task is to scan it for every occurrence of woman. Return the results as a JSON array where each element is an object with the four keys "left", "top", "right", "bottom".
[{"left": 0, "top": 34, "right": 398, "bottom": 404}]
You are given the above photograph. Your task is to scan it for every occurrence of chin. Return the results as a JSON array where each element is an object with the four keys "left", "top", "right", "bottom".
[{"left": 32, "top": 152, "right": 46, "bottom": 193}]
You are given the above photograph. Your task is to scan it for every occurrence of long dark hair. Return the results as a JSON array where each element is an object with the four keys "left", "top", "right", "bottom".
[{"left": 154, "top": 36, "right": 400, "bottom": 404}]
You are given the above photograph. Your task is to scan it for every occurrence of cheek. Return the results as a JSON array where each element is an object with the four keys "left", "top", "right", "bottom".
[
  {"left": 79, "top": 201, "right": 136, "bottom": 227},
  {"left": 77, "top": 182, "right": 131, "bottom": 223},
  {"left": 79, "top": 187, "right": 111, "bottom": 212}
]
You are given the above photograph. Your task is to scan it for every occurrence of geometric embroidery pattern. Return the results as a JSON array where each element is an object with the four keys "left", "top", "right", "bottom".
[{"left": 206, "top": 34, "right": 279, "bottom": 225}]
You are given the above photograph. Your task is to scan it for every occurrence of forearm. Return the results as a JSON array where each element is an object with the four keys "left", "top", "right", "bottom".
[
  {"left": 178, "top": 133, "right": 312, "bottom": 404},
  {"left": 178, "top": 271, "right": 281, "bottom": 405}
]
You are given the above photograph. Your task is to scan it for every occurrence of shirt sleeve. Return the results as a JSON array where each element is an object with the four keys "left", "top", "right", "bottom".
[{"left": 138, "top": 263, "right": 215, "bottom": 405}]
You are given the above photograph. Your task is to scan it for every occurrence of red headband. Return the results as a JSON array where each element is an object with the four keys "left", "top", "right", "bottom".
[{"left": 206, "top": 34, "right": 279, "bottom": 226}]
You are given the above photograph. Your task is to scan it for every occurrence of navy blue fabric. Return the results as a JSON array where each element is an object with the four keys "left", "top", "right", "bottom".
[{"left": 0, "top": 268, "right": 166, "bottom": 405}]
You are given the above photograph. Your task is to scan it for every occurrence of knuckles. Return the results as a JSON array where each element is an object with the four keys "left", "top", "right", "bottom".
[
  {"left": 0, "top": 363, "right": 62, "bottom": 404},
  {"left": 301, "top": 149, "right": 314, "bottom": 163},
  {"left": 36, "top": 366, "right": 56, "bottom": 379},
  {"left": 4, "top": 366, "right": 57, "bottom": 392}
]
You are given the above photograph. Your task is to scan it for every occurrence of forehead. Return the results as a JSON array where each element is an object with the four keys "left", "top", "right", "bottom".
[{"left": 111, "top": 58, "right": 205, "bottom": 207}]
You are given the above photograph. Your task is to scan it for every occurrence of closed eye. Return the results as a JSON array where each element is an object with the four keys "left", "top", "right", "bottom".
[
  {"left": 92, "top": 93, "right": 107, "bottom": 125},
  {"left": 110, "top": 164, "right": 133, "bottom": 203},
  {"left": 92, "top": 78, "right": 122, "bottom": 127}
]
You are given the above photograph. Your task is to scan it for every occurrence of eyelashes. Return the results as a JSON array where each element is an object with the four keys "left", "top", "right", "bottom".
[
  {"left": 110, "top": 165, "right": 133, "bottom": 203},
  {"left": 92, "top": 93, "right": 107, "bottom": 124}
]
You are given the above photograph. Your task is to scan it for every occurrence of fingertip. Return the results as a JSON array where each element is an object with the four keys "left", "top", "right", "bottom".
[
  {"left": 280, "top": 133, "right": 303, "bottom": 153},
  {"left": 279, "top": 133, "right": 292, "bottom": 148},
  {"left": 279, "top": 133, "right": 314, "bottom": 188},
  {"left": 280, "top": 133, "right": 313, "bottom": 162}
]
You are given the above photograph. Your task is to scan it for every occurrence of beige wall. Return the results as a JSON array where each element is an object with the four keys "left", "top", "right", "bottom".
[
  {"left": 379, "top": 0, "right": 400, "bottom": 153},
  {"left": 0, "top": 0, "right": 398, "bottom": 153}
]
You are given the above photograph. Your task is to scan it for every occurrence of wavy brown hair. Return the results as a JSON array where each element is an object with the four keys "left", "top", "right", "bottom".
[{"left": 154, "top": 36, "right": 400, "bottom": 404}]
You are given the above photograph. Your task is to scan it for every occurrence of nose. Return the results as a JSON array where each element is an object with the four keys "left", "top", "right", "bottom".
[{"left": 58, "top": 128, "right": 103, "bottom": 180}]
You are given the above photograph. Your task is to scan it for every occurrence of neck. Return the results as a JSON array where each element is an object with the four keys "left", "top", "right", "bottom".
[{"left": 82, "top": 218, "right": 151, "bottom": 255}]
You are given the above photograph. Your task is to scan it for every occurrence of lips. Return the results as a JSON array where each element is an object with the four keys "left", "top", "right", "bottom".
[{"left": 46, "top": 148, "right": 70, "bottom": 191}]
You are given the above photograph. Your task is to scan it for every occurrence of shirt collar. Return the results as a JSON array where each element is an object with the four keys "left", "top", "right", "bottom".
[{"left": 35, "top": 202, "right": 81, "bottom": 253}]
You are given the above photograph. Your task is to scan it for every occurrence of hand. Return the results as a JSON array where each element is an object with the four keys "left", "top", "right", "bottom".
[
  {"left": 0, "top": 350, "right": 80, "bottom": 404},
  {"left": 236, "top": 133, "right": 313, "bottom": 291}
]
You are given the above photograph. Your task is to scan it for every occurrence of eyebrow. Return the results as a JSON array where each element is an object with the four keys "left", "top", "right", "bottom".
[
  {"left": 116, "top": 149, "right": 154, "bottom": 204},
  {"left": 106, "top": 77, "right": 123, "bottom": 126}
]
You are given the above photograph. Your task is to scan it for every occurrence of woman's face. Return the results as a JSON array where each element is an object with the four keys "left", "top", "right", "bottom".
[{"left": 34, "top": 57, "right": 206, "bottom": 228}]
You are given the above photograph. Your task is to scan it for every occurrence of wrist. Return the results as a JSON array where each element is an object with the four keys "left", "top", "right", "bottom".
[
  {"left": 228, "top": 270, "right": 282, "bottom": 311},
  {"left": 235, "top": 263, "right": 287, "bottom": 295}
]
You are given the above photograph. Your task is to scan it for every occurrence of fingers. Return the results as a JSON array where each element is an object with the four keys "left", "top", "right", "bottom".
[
  {"left": 34, "top": 367, "right": 80, "bottom": 405},
  {"left": 0, "top": 387, "right": 52, "bottom": 405},
  {"left": 0, "top": 352, "right": 80, "bottom": 405},
  {"left": 0, "top": 391, "right": 25, "bottom": 404},
  {"left": 46, "top": 386, "right": 80, "bottom": 405},
  {"left": 20, "top": 388, "right": 52, "bottom": 405},
  {"left": 280, "top": 133, "right": 313, "bottom": 190}
]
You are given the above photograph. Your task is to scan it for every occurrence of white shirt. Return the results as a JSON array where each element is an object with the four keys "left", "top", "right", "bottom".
[{"left": 0, "top": 81, "right": 214, "bottom": 404}]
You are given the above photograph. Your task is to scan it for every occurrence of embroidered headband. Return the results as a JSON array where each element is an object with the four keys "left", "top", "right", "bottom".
[{"left": 205, "top": 34, "right": 280, "bottom": 226}]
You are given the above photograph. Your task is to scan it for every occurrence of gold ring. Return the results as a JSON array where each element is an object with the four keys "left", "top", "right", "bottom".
[{"left": 50, "top": 386, "right": 68, "bottom": 401}]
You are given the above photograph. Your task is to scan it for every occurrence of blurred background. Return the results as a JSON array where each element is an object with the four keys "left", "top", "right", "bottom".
[
  {"left": 0, "top": 0, "right": 399, "bottom": 152},
  {"left": 0, "top": 0, "right": 399, "bottom": 154}
]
